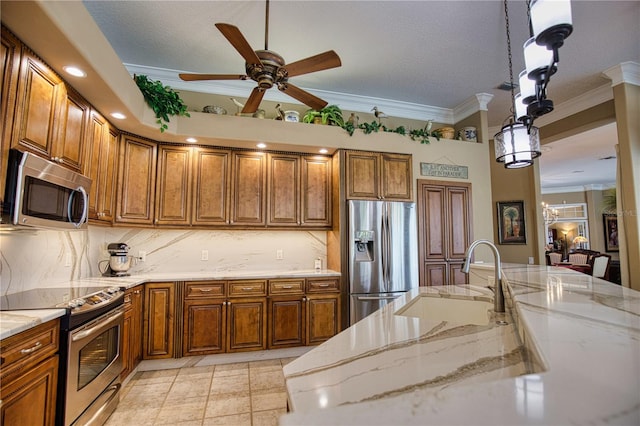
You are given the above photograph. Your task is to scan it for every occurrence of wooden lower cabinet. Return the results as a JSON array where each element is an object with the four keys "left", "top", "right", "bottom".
[
  {"left": 183, "top": 298, "right": 226, "bottom": 356},
  {"left": 143, "top": 282, "right": 175, "bottom": 359},
  {"left": 0, "top": 319, "right": 60, "bottom": 426},
  {"left": 227, "top": 297, "right": 267, "bottom": 351},
  {"left": 121, "top": 286, "right": 144, "bottom": 379},
  {"left": 268, "top": 296, "right": 305, "bottom": 348},
  {"left": 307, "top": 295, "right": 340, "bottom": 345}
]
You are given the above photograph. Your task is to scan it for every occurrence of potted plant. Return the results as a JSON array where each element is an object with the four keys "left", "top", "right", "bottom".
[
  {"left": 302, "top": 104, "right": 344, "bottom": 126},
  {"left": 133, "top": 74, "right": 190, "bottom": 132}
]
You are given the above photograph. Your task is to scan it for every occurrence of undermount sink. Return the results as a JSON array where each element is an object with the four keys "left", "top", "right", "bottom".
[{"left": 394, "top": 295, "right": 493, "bottom": 325}]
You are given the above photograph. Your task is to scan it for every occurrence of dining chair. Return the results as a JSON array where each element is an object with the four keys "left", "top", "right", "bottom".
[
  {"left": 590, "top": 254, "right": 612, "bottom": 280},
  {"left": 547, "top": 252, "right": 563, "bottom": 265},
  {"left": 568, "top": 253, "right": 589, "bottom": 265}
]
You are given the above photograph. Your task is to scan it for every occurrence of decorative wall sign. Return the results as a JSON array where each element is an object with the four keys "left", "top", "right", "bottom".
[
  {"left": 497, "top": 201, "right": 527, "bottom": 244},
  {"left": 420, "top": 163, "right": 468, "bottom": 179}
]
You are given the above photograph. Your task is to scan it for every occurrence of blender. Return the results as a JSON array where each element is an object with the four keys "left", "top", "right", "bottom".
[{"left": 100, "top": 243, "right": 133, "bottom": 276}]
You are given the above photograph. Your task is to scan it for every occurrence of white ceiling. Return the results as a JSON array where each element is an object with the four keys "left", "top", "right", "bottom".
[{"left": 13, "top": 1, "right": 640, "bottom": 191}]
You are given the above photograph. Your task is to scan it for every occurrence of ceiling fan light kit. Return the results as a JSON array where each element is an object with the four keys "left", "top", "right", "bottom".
[{"left": 495, "top": 0, "right": 572, "bottom": 169}]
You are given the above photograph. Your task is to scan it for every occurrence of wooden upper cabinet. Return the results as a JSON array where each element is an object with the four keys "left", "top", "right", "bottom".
[
  {"left": 301, "top": 155, "right": 332, "bottom": 227},
  {"left": 230, "top": 151, "right": 266, "bottom": 226},
  {"left": 267, "top": 153, "right": 300, "bottom": 226},
  {"left": 55, "top": 87, "right": 89, "bottom": 173},
  {"left": 155, "top": 145, "right": 192, "bottom": 226},
  {"left": 12, "top": 49, "right": 66, "bottom": 160},
  {"left": 86, "top": 110, "right": 119, "bottom": 223},
  {"left": 116, "top": 135, "right": 157, "bottom": 225},
  {"left": 345, "top": 150, "right": 413, "bottom": 201},
  {"left": 192, "top": 147, "right": 230, "bottom": 225},
  {"left": 1, "top": 27, "right": 21, "bottom": 203}
]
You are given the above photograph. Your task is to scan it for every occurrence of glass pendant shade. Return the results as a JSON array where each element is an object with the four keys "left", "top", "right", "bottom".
[
  {"left": 530, "top": 0, "right": 573, "bottom": 48},
  {"left": 519, "top": 70, "right": 537, "bottom": 105},
  {"left": 494, "top": 123, "right": 541, "bottom": 168},
  {"left": 514, "top": 93, "right": 528, "bottom": 121},
  {"left": 524, "top": 37, "right": 556, "bottom": 81}
]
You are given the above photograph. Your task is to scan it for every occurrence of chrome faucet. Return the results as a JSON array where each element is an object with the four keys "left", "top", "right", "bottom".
[{"left": 461, "top": 239, "right": 505, "bottom": 313}]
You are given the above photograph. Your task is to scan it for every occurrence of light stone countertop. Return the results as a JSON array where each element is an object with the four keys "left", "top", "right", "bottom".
[
  {"left": 0, "top": 269, "right": 340, "bottom": 340},
  {"left": 280, "top": 264, "right": 640, "bottom": 425},
  {"left": 0, "top": 309, "right": 66, "bottom": 340}
]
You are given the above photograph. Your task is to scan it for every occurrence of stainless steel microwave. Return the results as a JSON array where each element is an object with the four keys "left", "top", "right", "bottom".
[{"left": 2, "top": 149, "right": 91, "bottom": 230}]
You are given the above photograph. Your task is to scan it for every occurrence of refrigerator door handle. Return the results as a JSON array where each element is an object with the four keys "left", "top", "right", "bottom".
[
  {"left": 381, "top": 204, "right": 389, "bottom": 286},
  {"left": 357, "top": 296, "right": 401, "bottom": 301}
]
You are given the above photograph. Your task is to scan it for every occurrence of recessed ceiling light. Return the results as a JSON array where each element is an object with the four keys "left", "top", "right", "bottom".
[
  {"left": 319, "top": 148, "right": 328, "bottom": 154},
  {"left": 63, "top": 66, "right": 86, "bottom": 77},
  {"left": 186, "top": 137, "right": 197, "bottom": 143},
  {"left": 257, "top": 143, "right": 267, "bottom": 149},
  {"left": 110, "top": 112, "right": 126, "bottom": 120}
]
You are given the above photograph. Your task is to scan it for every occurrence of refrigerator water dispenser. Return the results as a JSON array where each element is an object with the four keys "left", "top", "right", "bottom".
[{"left": 354, "top": 230, "right": 375, "bottom": 262}]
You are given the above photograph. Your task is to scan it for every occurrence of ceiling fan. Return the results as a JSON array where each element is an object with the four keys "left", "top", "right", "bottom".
[{"left": 179, "top": 0, "right": 342, "bottom": 114}]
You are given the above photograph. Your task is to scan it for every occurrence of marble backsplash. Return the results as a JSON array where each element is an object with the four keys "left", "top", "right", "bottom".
[{"left": 0, "top": 226, "right": 327, "bottom": 295}]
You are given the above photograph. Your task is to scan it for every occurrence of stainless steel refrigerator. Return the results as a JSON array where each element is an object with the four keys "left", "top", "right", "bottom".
[{"left": 349, "top": 200, "right": 418, "bottom": 324}]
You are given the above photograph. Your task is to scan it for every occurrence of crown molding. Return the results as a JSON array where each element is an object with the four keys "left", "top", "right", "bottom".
[
  {"left": 124, "top": 63, "right": 456, "bottom": 123},
  {"left": 541, "top": 183, "right": 616, "bottom": 195},
  {"left": 603, "top": 61, "right": 640, "bottom": 87}
]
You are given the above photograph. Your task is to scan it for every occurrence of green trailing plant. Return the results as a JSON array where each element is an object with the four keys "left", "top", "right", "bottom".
[
  {"left": 341, "top": 120, "right": 439, "bottom": 144},
  {"left": 134, "top": 74, "right": 190, "bottom": 132},
  {"left": 302, "top": 104, "right": 344, "bottom": 126}
]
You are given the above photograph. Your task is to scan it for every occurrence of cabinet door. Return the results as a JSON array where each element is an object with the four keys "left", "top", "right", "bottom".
[
  {"left": 183, "top": 299, "right": 226, "bottom": 356},
  {"left": 156, "top": 145, "right": 192, "bottom": 226},
  {"left": 192, "top": 147, "right": 230, "bottom": 225},
  {"left": 1, "top": 28, "right": 21, "bottom": 203},
  {"left": 306, "top": 295, "right": 340, "bottom": 345},
  {"left": 380, "top": 153, "right": 412, "bottom": 201},
  {"left": 267, "top": 153, "right": 299, "bottom": 226},
  {"left": 121, "top": 300, "right": 132, "bottom": 379},
  {"left": 227, "top": 297, "right": 266, "bottom": 352},
  {"left": 54, "top": 88, "right": 89, "bottom": 173},
  {"left": 12, "top": 50, "right": 65, "bottom": 159},
  {"left": 345, "top": 150, "right": 379, "bottom": 200},
  {"left": 301, "top": 155, "right": 332, "bottom": 227},
  {"left": 231, "top": 151, "right": 266, "bottom": 226},
  {"left": 268, "top": 296, "right": 305, "bottom": 348},
  {"left": 130, "top": 287, "right": 144, "bottom": 367},
  {"left": 418, "top": 180, "right": 472, "bottom": 286},
  {"left": 116, "top": 136, "right": 157, "bottom": 225},
  {"left": 0, "top": 355, "right": 58, "bottom": 426},
  {"left": 86, "top": 111, "right": 119, "bottom": 223},
  {"left": 143, "top": 283, "right": 175, "bottom": 359}
]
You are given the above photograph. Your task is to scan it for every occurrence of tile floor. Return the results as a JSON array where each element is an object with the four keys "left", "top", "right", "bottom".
[{"left": 105, "top": 347, "right": 310, "bottom": 426}]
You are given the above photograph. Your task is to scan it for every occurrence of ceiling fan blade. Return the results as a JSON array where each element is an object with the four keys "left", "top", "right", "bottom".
[
  {"left": 284, "top": 50, "right": 342, "bottom": 78},
  {"left": 279, "top": 83, "right": 328, "bottom": 111},
  {"left": 179, "top": 73, "right": 247, "bottom": 81},
  {"left": 241, "top": 87, "right": 266, "bottom": 114},
  {"left": 215, "top": 23, "right": 262, "bottom": 65}
]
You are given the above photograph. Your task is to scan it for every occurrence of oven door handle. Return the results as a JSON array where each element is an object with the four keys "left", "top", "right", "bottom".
[{"left": 72, "top": 309, "right": 123, "bottom": 342}]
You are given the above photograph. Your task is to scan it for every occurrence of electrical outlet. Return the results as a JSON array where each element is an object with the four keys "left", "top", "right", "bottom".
[
  {"left": 276, "top": 249, "right": 284, "bottom": 260},
  {"left": 201, "top": 250, "right": 209, "bottom": 261},
  {"left": 64, "top": 253, "right": 72, "bottom": 267},
  {"left": 528, "top": 256, "right": 535, "bottom": 265},
  {"left": 139, "top": 251, "right": 146, "bottom": 262}
]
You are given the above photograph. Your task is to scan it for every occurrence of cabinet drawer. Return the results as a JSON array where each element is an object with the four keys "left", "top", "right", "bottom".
[
  {"left": 0, "top": 319, "right": 59, "bottom": 381},
  {"left": 228, "top": 280, "right": 267, "bottom": 297},
  {"left": 269, "top": 279, "right": 304, "bottom": 295},
  {"left": 185, "top": 281, "right": 226, "bottom": 299},
  {"left": 306, "top": 278, "right": 340, "bottom": 293}
]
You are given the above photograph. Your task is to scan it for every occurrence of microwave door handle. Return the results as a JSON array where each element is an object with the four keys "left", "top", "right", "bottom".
[{"left": 68, "top": 186, "right": 89, "bottom": 228}]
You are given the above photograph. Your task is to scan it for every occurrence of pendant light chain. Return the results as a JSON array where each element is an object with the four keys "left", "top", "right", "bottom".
[{"left": 503, "top": 0, "right": 516, "bottom": 120}]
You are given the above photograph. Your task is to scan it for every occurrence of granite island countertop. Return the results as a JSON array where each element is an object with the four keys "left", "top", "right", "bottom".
[
  {"left": 280, "top": 264, "right": 640, "bottom": 425},
  {"left": 0, "top": 269, "right": 340, "bottom": 340}
]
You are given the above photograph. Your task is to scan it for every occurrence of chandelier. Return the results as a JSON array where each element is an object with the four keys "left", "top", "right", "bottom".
[
  {"left": 542, "top": 202, "right": 558, "bottom": 225},
  {"left": 495, "top": 0, "right": 573, "bottom": 169}
]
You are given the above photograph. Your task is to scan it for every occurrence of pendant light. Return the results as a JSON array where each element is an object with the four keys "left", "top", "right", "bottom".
[{"left": 494, "top": 0, "right": 541, "bottom": 169}]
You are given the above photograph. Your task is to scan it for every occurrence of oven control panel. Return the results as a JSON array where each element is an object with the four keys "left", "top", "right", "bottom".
[{"left": 59, "top": 287, "right": 124, "bottom": 313}]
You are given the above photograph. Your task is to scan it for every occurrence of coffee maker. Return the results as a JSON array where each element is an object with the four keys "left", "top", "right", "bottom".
[{"left": 100, "top": 243, "right": 133, "bottom": 277}]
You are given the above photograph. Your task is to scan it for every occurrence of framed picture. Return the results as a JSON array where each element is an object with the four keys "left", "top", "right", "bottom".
[
  {"left": 603, "top": 214, "right": 619, "bottom": 252},
  {"left": 497, "top": 201, "right": 527, "bottom": 244}
]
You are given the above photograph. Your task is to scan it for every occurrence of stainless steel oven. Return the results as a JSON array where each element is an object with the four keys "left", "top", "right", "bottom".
[{"left": 66, "top": 305, "right": 123, "bottom": 426}]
